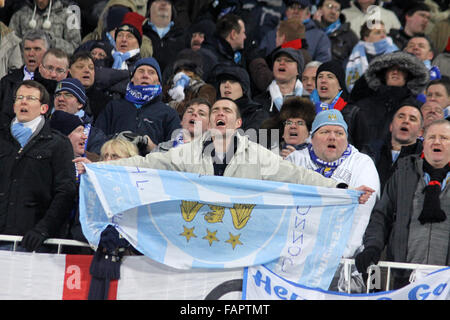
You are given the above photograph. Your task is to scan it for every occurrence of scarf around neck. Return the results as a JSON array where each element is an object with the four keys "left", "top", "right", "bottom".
[
  {"left": 125, "top": 82, "right": 162, "bottom": 105},
  {"left": 112, "top": 48, "right": 140, "bottom": 70},
  {"left": 310, "top": 89, "right": 347, "bottom": 114},
  {"left": 345, "top": 37, "right": 398, "bottom": 92},
  {"left": 419, "top": 158, "right": 450, "bottom": 224},
  {"left": 11, "top": 116, "right": 44, "bottom": 147},
  {"left": 268, "top": 79, "right": 303, "bottom": 112},
  {"left": 323, "top": 19, "right": 341, "bottom": 35},
  {"left": 308, "top": 143, "right": 352, "bottom": 178}
]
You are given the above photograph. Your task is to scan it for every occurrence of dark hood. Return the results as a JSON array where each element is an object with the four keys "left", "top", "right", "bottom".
[{"left": 363, "top": 51, "right": 429, "bottom": 96}]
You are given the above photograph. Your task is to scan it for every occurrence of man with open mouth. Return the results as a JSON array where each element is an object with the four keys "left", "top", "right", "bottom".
[
  {"left": 286, "top": 108, "right": 380, "bottom": 293},
  {"left": 253, "top": 47, "right": 305, "bottom": 118},
  {"left": 310, "top": 60, "right": 371, "bottom": 154},
  {"left": 356, "top": 119, "right": 450, "bottom": 290},
  {"left": 0, "top": 80, "right": 76, "bottom": 253},
  {"left": 0, "top": 29, "right": 49, "bottom": 118},
  {"left": 215, "top": 64, "right": 269, "bottom": 135},
  {"left": 76, "top": 98, "right": 375, "bottom": 205},
  {"left": 375, "top": 98, "right": 424, "bottom": 192},
  {"left": 94, "top": 57, "right": 181, "bottom": 156},
  {"left": 148, "top": 98, "right": 212, "bottom": 153}
]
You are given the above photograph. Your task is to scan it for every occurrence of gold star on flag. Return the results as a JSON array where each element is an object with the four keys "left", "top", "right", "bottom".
[
  {"left": 225, "top": 232, "right": 243, "bottom": 250},
  {"left": 180, "top": 225, "right": 197, "bottom": 242},
  {"left": 203, "top": 229, "right": 219, "bottom": 246}
]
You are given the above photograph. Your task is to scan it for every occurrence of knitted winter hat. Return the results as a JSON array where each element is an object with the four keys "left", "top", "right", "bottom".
[
  {"left": 284, "top": 0, "right": 311, "bottom": 8},
  {"left": 50, "top": 110, "right": 83, "bottom": 136},
  {"left": 115, "top": 12, "right": 145, "bottom": 45},
  {"left": 106, "top": 6, "right": 131, "bottom": 32},
  {"left": 311, "top": 109, "right": 348, "bottom": 135},
  {"left": 215, "top": 65, "right": 251, "bottom": 97},
  {"left": 316, "top": 60, "right": 348, "bottom": 99},
  {"left": 271, "top": 47, "right": 305, "bottom": 77},
  {"left": 55, "top": 78, "right": 87, "bottom": 106},
  {"left": 132, "top": 57, "right": 162, "bottom": 82}
]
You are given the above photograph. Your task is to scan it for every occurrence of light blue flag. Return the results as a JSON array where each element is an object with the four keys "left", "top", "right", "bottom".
[{"left": 79, "top": 163, "right": 361, "bottom": 289}]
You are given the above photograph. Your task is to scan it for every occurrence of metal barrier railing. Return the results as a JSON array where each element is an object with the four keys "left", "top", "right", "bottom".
[
  {"left": 0, "top": 235, "right": 91, "bottom": 254},
  {"left": 341, "top": 258, "right": 446, "bottom": 293},
  {"left": 0, "top": 235, "right": 446, "bottom": 295}
]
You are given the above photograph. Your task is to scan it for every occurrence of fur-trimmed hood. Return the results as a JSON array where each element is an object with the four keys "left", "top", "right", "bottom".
[{"left": 364, "top": 51, "right": 429, "bottom": 95}]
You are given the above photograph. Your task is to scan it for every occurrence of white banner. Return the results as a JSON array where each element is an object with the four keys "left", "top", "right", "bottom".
[
  {"left": 0, "top": 251, "right": 242, "bottom": 300},
  {"left": 243, "top": 265, "right": 450, "bottom": 300}
]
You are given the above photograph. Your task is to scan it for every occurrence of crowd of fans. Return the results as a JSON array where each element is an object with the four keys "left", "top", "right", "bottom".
[{"left": 0, "top": 0, "right": 449, "bottom": 293}]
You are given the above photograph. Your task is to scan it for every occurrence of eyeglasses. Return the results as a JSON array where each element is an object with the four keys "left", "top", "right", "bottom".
[
  {"left": 325, "top": 3, "right": 341, "bottom": 11},
  {"left": 55, "top": 92, "right": 75, "bottom": 99},
  {"left": 14, "top": 95, "right": 41, "bottom": 102},
  {"left": 284, "top": 120, "right": 305, "bottom": 126},
  {"left": 42, "top": 64, "right": 67, "bottom": 75}
]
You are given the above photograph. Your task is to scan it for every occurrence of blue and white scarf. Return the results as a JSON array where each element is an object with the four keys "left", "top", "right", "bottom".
[
  {"left": 172, "top": 130, "right": 185, "bottom": 148},
  {"left": 105, "top": 32, "right": 116, "bottom": 49},
  {"left": 308, "top": 143, "right": 352, "bottom": 178},
  {"left": 268, "top": 79, "right": 303, "bottom": 112},
  {"left": 23, "top": 65, "right": 34, "bottom": 80},
  {"left": 323, "top": 19, "right": 341, "bottom": 35},
  {"left": 11, "top": 116, "right": 43, "bottom": 147},
  {"left": 309, "top": 89, "right": 343, "bottom": 114},
  {"left": 424, "top": 60, "right": 441, "bottom": 81},
  {"left": 125, "top": 82, "right": 162, "bottom": 106},
  {"left": 112, "top": 48, "right": 140, "bottom": 70},
  {"left": 345, "top": 37, "right": 398, "bottom": 92}
]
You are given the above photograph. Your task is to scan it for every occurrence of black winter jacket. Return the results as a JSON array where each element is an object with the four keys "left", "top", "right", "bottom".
[
  {"left": 375, "top": 138, "right": 423, "bottom": 192},
  {"left": 0, "top": 67, "right": 25, "bottom": 118},
  {"left": 314, "top": 18, "right": 358, "bottom": 67},
  {"left": 142, "top": 22, "right": 186, "bottom": 75},
  {"left": 350, "top": 52, "right": 429, "bottom": 157},
  {"left": 0, "top": 115, "right": 77, "bottom": 237}
]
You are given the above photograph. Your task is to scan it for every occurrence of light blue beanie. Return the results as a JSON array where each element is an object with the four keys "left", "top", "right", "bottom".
[{"left": 311, "top": 109, "right": 348, "bottom": 135}]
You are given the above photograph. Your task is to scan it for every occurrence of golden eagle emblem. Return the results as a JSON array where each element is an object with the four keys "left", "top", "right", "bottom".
[
  {"left": 229, "top": 204, "right": 255, "bottom": 230},
  {"left": 180, "top": 201, "right": 204, "bottom": 222}
]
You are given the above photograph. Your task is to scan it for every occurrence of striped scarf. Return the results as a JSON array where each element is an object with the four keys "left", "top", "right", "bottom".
[
  {"left": 308, "top": 143, "right": 352, "bottom": 178},
  {"left": 345, "top": 37, "right": 398, "bottom": 92}
]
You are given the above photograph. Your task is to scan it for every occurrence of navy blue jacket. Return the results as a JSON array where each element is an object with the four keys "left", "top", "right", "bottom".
[{"left": 94, "top": 95, "right": 181, "bottom": 145}]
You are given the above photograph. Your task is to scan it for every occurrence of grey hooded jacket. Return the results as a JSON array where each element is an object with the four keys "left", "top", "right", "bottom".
[{"left": 9, "top": 0, "right": 81, "bottom": 54}]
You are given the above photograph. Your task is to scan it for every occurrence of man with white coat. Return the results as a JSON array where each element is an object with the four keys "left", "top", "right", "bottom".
[{"left": 286, "top": 109, "right": 380, "bottom": 291}]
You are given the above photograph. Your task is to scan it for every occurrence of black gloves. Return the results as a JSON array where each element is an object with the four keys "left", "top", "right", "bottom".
[
  {"left": 98, "top": 225, "right": 130, "bottom": 254},
  {"left": 355, "top": 246, "right": 381, "bottom": 274},
  {"left": 21, "top": 229, "right": 49, "bottom": 252},
  {"left": 117, "top": 131, "right": 148, "bottom": 147},
  {"left": 116, "top": 131, "right": 149, "bottom": 155}
]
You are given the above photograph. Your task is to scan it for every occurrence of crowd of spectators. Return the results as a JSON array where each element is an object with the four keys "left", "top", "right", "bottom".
[{"left": 0, "top": 0, "right": 449, "bottom": 293}]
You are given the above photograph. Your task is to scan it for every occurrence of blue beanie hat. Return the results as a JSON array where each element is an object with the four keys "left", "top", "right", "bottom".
[
  {"left": 132, "top": 57, "right": 162, "bottom": 83},
  {"left": 311, "top": 109, "right": 348, "bottom": 135},
  {"left": 55, "top": 78, "right": 87, "bottom": 105}
]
